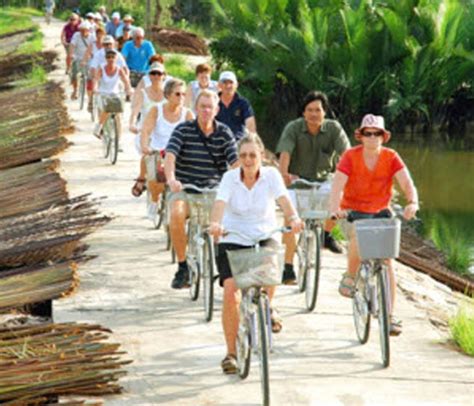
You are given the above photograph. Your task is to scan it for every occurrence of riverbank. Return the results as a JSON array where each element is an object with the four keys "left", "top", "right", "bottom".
[{"left": 39, "top": 16, "right": 474, "bottom": 405}]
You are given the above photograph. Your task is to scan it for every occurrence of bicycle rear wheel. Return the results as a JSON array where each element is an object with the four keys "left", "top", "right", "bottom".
[
  {"left": 153, "top": 189, "right": 166, "bottom": 230},
  {"left": 202, "top": 233, "right": 215, "bottom": 322},
  {"left": 257, "top": 294, "right": 270, "bottom": 406},
  {"left": 79, "top": 74, "right": 86, "bottom": 110},
  {"left": 377, "top": 266, "right": 390, "bottom": 367},
  {"left": 352, "top": 271, "right": 371, "bottom": 344},
  {"left": 108, "top": 115, "right": 119, "bottom": 165},
  {"left": 296, "top": 233, "right": 306, "bottom": 293},
  {"left": 305, "top": 227, "right": 321, "bottom": 311}
]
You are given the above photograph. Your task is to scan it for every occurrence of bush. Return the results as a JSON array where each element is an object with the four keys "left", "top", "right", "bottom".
[{"left": 450, "top": 305, "right": 474, "bottom": 356}]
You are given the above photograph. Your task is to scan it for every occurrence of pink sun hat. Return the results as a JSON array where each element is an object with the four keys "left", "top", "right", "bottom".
[{"left": 355, "top": 114, "right": 391, "bottom": 143}]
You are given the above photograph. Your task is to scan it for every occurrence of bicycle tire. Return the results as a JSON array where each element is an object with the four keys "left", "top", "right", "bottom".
[
  {"left": 236, "top": 322, "right": 251, "bottom": 379},
  {"left": 153, "top": 190, "right": 166, "bottom": 230},
  {"left": 79, "top": 73, "right": 86, "bottom": 110},
  {"left": 203, "top": 233, "right": 215, "bottom": 322},
  {"left": 109, "top": 115, "right": 119, "bottom": 165},
  {"left": 101, "top": 120, "right": 110, "bottom": 158},
  {"left": 352, "top": 271, "right": 371, "bottom": 344},
  {"left": 257, "top": 294, "right": 270, "bottom": 406},
  {"left": 377, "top": 266, "right": 390, "bottom": 367},
  {"left": 305, "top": 227, "right": 321, "bottom": 311},
  {"left": 189, "top": 225, "right": 200, "bottom": 301},
  {"left": 296, "top": 233, "right": 306, "bottom": 293},
  {"left": 91, "top": 95, "right": 97, "bottom": 122}
]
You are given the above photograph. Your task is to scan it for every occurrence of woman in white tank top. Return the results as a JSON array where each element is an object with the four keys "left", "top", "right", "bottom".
[
  {"left": 93, "top": 49, "right": 132, "bottom": 138},
  {"left": 129, "top": 62, "right": 166, "bottom": 135},
  {"left": 131, "top": 79, "right": 194, "bottom": 219}
]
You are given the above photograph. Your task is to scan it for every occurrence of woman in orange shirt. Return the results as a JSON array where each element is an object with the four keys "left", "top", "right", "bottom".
[{"left": 329, "top": 114, "right": 419, "bottom": 335}]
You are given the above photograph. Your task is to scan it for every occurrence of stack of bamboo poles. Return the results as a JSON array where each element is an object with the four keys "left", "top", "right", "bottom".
[
  {"left": 0, "top": 323, "right": 132, "bottom": 403},
  {"left": 0, "top": 195, "right": 110, "bottom": 268},
  {"left": 0, "top": 160, "right": 67, "bottom": 219}
]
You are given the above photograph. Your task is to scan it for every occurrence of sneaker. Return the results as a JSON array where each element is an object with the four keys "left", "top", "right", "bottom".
[
  {"left": 282, "top": 264, "right": 297, "bottom": 285},
  {"left": 171, "top": 263, "right": 190, "bottom": 289},
  {"left": 93, "top": 123, "right": 102, "bottom": 139},
  {"left": 147, "top": 202, "right": 158, "bottom": 221},
  {"left": 324, "top": 231, "right": 343, "bottom": 254},
  {"left": 390, "top": 317, "right": 402, "bottom": 336}
]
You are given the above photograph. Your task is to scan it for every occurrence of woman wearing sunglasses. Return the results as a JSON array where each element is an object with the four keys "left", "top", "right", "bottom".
[
  {"left": 328, "top": 114, "right": 419, "bottom": 336},
  {"left": 137, "top": 79, "right": 194, "bottom": 219}
]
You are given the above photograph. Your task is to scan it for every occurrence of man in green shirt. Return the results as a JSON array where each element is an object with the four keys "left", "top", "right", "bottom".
[{"left": 276, "top": 91, "right": 350, "bottom": 284}]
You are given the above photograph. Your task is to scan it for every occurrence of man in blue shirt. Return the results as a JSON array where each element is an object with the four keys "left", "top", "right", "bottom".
[
  {"left": 106, "top": 11, "right": 121, "bottom": 37},
  {"left": 121, "top": 27, "right": 155, "bottom": 86},
  {"left": 216, "top": 71, "right": 256, "bottom": 140}
]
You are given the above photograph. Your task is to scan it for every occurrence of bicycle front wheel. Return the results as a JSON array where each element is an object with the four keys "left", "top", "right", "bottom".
[
  {"left": 202, "top": 233, "right": 215, "bottom": 322},
  {"left": 296, "top": 233, "right": 307, "bottom": 293},
  {"left": 101, "top": 120, "right": 111, "bottom": 158},
  {"left": 189, "top": 226, "right": 200, "bottom": 301},
  {"left": 79, "top": 74, "right": 86, "bottom": 110},
  {"left": 108, "top": 115, "right": 119, "bottom": 165},
  {"left": 377, "top": 266, "right": 390, "bottom": 367},
  {"left": 257, "top": 294, "right": 270, "bottom": 406},
  {"left": 352, "top": 271, "right": 371, "bottom": 344},
  {"left": 236, "top": 320, "right": 251, "bottom": 379},
  {"left": 305, "top": 227, "right": 321, "bottom": 311},
  {"left": 153, "top": 189, "right": 166, "bottom": 230}
]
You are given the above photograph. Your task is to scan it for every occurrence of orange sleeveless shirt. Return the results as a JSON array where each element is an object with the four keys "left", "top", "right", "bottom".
[{"left": 336, "top": 145, "right": 405, "bottom": 213}]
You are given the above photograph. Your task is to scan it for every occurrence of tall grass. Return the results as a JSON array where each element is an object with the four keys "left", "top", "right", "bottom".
[
  {"left": 164, "top": 55, "right": 196, "bottom": 83},
  {"left": 450, "top": 305, "right": 474, "bottom": 356},
  {"left": 17, "top": 29, "right": 43, "bottom": 54},
  {"left": 0, "top": 8, "right": 37, "bottom": 35}
]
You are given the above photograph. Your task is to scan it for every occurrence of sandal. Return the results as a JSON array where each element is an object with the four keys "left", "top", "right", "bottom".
[
  {"left": 131, "top": 178, "right": 146, "bottom": 197},
  {"left": 389, "top": 316, "right": 402, "bottom": 336},
  {"left": 270, "top": 307, "right": 283, "bottom": 334},
  {"left": 338, "top": 272, "right": 355, "bottom": 298},
  {"left": 221, "top": 354, "right": 237, "bottom": 374}
]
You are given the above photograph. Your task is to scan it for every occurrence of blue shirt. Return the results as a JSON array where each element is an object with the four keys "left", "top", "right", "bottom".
[
  {"left": 121, "top": 40, "right": 155, "bottom": 73},
  {"left": 105, "top": 21, "right": 120, "bottom": 37},
  {"left": 216, "top": 92, "right": 254, "bottom": 140},
  {"left": 166, "top": 120, "right": 238, "bottom": 188}
]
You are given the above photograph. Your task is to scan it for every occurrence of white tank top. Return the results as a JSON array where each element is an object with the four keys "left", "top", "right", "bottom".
[
  {"left": 190, "top": 80, "right": 219, "bottom": 110},
  {"left": 150, "top": 103, "right": 188, "bottom": 151},
  {"left": 98, "top": 66, "right": 121, "bottom": 95},
  {"left": 137, "top": 88, "right": 162, "bottom": 130}
]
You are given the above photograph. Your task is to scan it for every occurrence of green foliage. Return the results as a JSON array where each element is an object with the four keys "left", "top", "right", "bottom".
[
  {"left": 17, "top": 29, "right": 43, "bottom": 54},
  {"left": 208, "top": 0, "right": 474, "bottom": 145},
  {"left": 25, "top": 65, "right": 47, "bottom": 86},
  {"left": 450, "top": 305, "right": 474, "bottom": 356},
  {"left": 164, "top": 55, "right": 195, "bottom": 83},
  {"left": 0, "top": 8, "right": 38, "bottom": 35}
]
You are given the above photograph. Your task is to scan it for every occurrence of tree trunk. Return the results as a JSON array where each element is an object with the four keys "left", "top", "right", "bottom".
[
  {"left": 145, "top": 0, "right": 152, "bottom": 31},
  {"left": 154, "top": 0, "right": 162, "bottom": 26}
]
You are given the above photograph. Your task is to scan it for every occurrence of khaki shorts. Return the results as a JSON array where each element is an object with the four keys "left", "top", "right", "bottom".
[
  {"left": 167, "top": 190, "right": 188, "bottom": 204},
  {"left": 70, "top": 60, "right": 85, "bottom": 81}
]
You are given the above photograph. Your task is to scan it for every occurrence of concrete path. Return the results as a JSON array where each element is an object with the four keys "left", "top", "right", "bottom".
[{"left": 38, "top": 18, "right": 474, "bottom": 406}]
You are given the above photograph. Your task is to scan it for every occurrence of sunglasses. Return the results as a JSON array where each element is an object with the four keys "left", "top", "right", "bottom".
[
  {"left": 174, "top": 92, "right": 186, "bottom": 97},
  {"left": 106, "top": 54, "right": 116, "bottom": 59},
  {"left": 149, "top": 71, "right": 164, "bottom": 76},
  {"left": 362, "top": 130, "right": 384, "bottom": 137},
  {"left": 239, "top": 152, "right": 258, "bottom": 159}
]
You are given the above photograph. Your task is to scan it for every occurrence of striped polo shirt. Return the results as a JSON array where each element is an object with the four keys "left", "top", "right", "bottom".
[{"left": 166, "top": 119, "right": 238, "bottom": 188}]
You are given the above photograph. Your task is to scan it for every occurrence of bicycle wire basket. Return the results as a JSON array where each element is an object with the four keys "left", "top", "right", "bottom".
[
  {"left": 293, "top": 187, "right": 330, "bottom": 219},
  {"left": 355, "top": 218, "right": 401, "bottom": 260},
  {"left": 227, "top": 245, "right": 284, "bottom": 289},
  {"left": 186, "top": 191, "right": 217, "bottom": 226},
  {"left": 100, "top": 94, "right": 124, "bottom": 113}
]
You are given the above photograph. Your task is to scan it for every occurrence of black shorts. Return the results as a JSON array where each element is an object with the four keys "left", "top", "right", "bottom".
[{"left": 216, "top": 238, "right": 278, "bottom": 287}]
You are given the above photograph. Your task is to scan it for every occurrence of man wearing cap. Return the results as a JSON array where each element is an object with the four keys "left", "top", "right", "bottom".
[
  {"left": 122, "top": 27, "right": 156, "bottom": 86},
  {"left": 68, "top": 22, "right": 93, "bottom": 100},
  {"left": 106, "top": 12, "right": 121, "bottom": 38},
  {"left": 164, "top": 90, "right": 239, "bottom": 289},
  {"left": 276, "top": 90, "right": 350, "bottom": 284},
  {"left": 98, "top": 5, "right": 109, "bottom": 23},
  {"left": 115, "top": 15, "right": 136, "bottom": 39},
  {"left": 61, "top": 13, "right": 80, "bottom": 74},
  {"left": 215, "top": 71, "right": 256, "bottom": 141}
]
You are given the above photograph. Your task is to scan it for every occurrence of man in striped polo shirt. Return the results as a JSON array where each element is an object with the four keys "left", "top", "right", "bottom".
[{"left": 165, "top": 90, "right": 239, "bottom": 289}]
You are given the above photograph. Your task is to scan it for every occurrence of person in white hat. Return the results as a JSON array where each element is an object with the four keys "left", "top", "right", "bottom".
[
  {"left": 68, "top": 21, "right": 93, "bottom": 100},
  {"left": 216, "top": 70, "right": 256, "bottom": 140},
  {"left": 98, "top": 5, "right": 109, "bottom": 23},
  {"left": 106, "top": 11, "right": 121, "bottom": 37},
  {"left": 115, "top": 14, "right": 135, "bottom": 39},
  {"left": 329, "top": 113, "right": 419, "bottom": 336}
]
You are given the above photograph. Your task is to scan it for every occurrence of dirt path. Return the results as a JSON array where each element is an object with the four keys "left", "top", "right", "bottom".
[{"left": 39, "top": 18, "right": 473, "bottom": 406}]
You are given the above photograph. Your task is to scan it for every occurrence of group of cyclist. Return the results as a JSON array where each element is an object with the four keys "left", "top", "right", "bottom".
[{"left": 61, "top": 8, "right": 419, "bottom": 375}]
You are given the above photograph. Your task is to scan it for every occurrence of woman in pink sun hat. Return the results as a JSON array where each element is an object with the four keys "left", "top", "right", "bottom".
[{"left": 328, "top": 114, "right": 419, "bottom": 336}]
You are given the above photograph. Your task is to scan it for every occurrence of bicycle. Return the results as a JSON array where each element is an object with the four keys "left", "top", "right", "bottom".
[
  {"left": 339, "top": 212, "right": 401, "bottom": 368},
  {"left": 96, "top": 93, "right": 124, "bottom": 165},
  {"left": 78, "top": 65, "right": 87, "bottom": 111},
  {"left": 144, "top": 151, "right": 167, "bottom": 230},
  {"left": 225, "top": 227, "right": 288, "bottom": 406},
  {"left": 289, "top": 179, "right": 330, "bottom": 311},
  {"left": 184, "top": 184, "right": 218, "bottom": 322}
]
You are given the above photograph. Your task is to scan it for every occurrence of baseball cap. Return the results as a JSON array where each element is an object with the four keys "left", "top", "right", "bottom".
[
  {"left": 86, "top": 12, "right": 95, "bottom": 18},
  {"left": 149, "top": 62, "right": 165, "bottom": 73},
  {"left": 102, "top": 35, "right": 114, "bottom": 44},
  {"left": 94, "top": 12, "right": 103, "bottom": 20},
  {"left": 105, "top": 49, "right": 117, "bottom": 57},
  {"left": 79, "top": 22, "right": 91, "bottom": 30},
  {"left": 219, "top": 71, "right": 237, "bottom": 83},
  {"left": 111, "top": 11, "right": 120, "bottom": 19}
]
